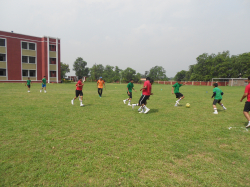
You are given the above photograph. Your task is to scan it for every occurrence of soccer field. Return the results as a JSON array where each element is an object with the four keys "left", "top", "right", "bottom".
[{"left": 0, "top": 82, "right": 249, "bottom": 186}]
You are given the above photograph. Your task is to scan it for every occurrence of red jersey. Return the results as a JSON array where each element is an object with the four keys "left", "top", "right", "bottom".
[
  {"left": 76, "top": 80, "right": 83, "bottom": 91},
  {"left": 245, "top": 83, "right": 250, "bottom": 102},
  {"left": 142, "top": 80, "right": 151, "bottom": 96}
]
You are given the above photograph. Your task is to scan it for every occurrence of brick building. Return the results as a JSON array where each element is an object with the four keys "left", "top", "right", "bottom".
[{"left": 0, "top": 30, "right": 61, "bottom": 83}]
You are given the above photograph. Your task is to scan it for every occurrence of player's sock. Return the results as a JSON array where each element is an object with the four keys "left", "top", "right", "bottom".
[
  {"left": 246, "top": 121, "right": 250, "bottom": 128},
  {"left": 213, "top": 108, "right": 218, "bottom": 114},
  {"left": 221, "top": 104, "right": 226, "bottom": 110}
]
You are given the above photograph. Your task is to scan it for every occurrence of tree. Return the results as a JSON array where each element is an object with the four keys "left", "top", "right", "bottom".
[
  {"left": 103, "top": 65, "right": 115, "bottom": 83},
  {"left": 60, "top": 62, "right": 70, "bottom": 79},
  {"left": 73, "top": 57, "right": 89, "bottom": 79},
  {"left": 148, "top": 66, "right": 168, "bottom": 81},
  {"left": 174, "top": 70, "right": 187, "bottom": 81},
  {"left": 121, "top": 67, "right": 136, "bottom": 82},
  {"left": 113, "top": 66, "right": 122, "bottom": 82},
  {"left": 89, "top": 64, "right": 104, "bottom": 81}
]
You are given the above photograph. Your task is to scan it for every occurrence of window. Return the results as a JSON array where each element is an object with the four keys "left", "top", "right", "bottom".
[
  {"left": 22, "top": 70, "right": 36, "bottom": 77},
  {"left": 0, "top": 69, "right": 6, "bottom": 76},
  {"left": 29, "top": 57, "right": 35, "bottom": 63},
  {"left": 50, "top": 58, "right": 56, "bottom": 64},
  {"left": 22, "top": 56, "right": 36, "bottom": 63},
  {"left": 22, "top": 42, "right": 28, "bottom": 49},
  {"left": 22, "top": 70, "right": 28, "bottom": 76},
  {"left": 0, "top": 39, "right": 5, "bottom": 47},
  {"left": 29, "top": 43, "right": 35, "bottom": 50},
  {"left": 29, "top": 70, "right": 36, "bottom": 77},
  {"left": 22, "top": 42, "right": 36, "bottom": 50},
  {"left": 0, "top": 54, "right": 6, "bottom": 61},
  {"left": 22, "top": 56, "right": 28, "bottom": 63},
  {"left": 50, "top": 71, "right": 56, "bottom": 77},
  {"left": 49, "top": 45, "right": 56, "bottom": 51}
]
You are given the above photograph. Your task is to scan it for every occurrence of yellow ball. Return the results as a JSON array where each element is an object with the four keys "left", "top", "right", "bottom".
[{"left": 186, "top": 103, "right": 190, "bottom": 108}]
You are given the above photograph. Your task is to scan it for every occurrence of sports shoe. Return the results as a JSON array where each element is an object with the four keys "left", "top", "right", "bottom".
[
  {"left": 223, "top": 107, "right": 227, "bottom": 110},
  {"left": 132, "top": 104, "right": 136, "bottom": 109},
  {"left": 71, "top": 100, "right": 74, "bottom": 105},
  {"left": 246, "top": 123, "right": 250, "bottom": 128},
  {"left": 213, "top": 111, "right": 218, "bottom": 114},
  {"left": 80, "top": 104, "right": 84, "bottom": 107},
  {"left": 123, "top": 100, "right": 126, "bottom": 104},
  {"left": 138, "top": 107, "right": 142, "bottom": 112},
  {"left": 139, "top": 109, "right": 144, "bottom": 113},
  {"left": 128, "top": 104, "right": 132, "bottom": 106},
  {"left": 176, "top": 101, "right": 179, "bottom": 105},
  {"left": 40, "top": 90, "right": 42, "bottom": 93},
  {"left": 44, "top": 91, "right": 46, "bottom": 93},
  {"left": 174, "top": 104, "right": 178, "bottom": 107},
  {"left": 144, "top": 108, "right": 150, "bottom": 114}
]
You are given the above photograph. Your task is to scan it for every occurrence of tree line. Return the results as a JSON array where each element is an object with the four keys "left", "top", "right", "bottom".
[
  {"left": 61, "top": 57, "right": 168, "bottom": 83},
  {"left": 174, "top": 51, "right": 250, "bottom": 81}
]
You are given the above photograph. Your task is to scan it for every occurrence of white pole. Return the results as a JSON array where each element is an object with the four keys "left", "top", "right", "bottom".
[
  {"left": 47, "top": 37, "right": 50, "bottom": 83},
  {"left": 56, "top": 38, "right": 58, "bottom": 83}
]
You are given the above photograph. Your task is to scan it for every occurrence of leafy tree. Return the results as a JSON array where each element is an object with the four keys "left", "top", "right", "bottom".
[
  {"left": 148, "top": 66, "right": 168, "bottom": 80},
  {"left": 90, "top": 64, "right": 104, "bottom": 81},
  {"left": 60, "top": 62, "right": 70, "bottom": 79},
  {"left": 73, "top": 57, "right": 89, "bottom": 79},
  {"left": 174, "top": 70, "right": 187, "bottom": 81},
  {"left": 121, "top": 67, "right": 136, "bottom": 82},
  {"left": 103, "top": 65, "right": 115, "bottom": 83},
  {"left": 113, "top": 66, "right": 122, "bottom": 82},
  {"left": 134, "top": 73, "right": 141, "bottom": 83}
]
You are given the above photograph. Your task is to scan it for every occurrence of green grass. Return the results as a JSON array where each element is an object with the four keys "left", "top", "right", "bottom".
[{"left": 0, "top": 82, "right": 250, "bottom": 186}]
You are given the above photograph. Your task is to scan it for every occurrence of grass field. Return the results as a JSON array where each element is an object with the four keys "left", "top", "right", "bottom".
[{"left": 1, "top": 82, "right": 250, "bottom": 186}]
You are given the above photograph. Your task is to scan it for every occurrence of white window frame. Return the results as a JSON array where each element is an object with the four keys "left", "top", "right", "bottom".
[
  {"left": 21, "top": 41, "right": 36, "bottom": 51},
  {"left": 22, "top": 69, "right": 36, "bottom": 77},
  {"left": 0, "top": 38, "right": 6, "bottom": 47},
  {"left": 0, "top": 53, "right": 6, "bottom": 61},
  {"left": 22, "top": 56, "right": 36, "bottom": 64},
  {"left": 0, "top": 68, "right": 7, "bottom": 76}
]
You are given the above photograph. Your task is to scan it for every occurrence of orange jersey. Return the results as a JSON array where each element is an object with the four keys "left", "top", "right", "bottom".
[{"left": 97, "top": 80, "right": 105, "bottom": 88}]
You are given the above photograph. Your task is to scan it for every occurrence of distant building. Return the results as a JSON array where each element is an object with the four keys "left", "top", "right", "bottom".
[{"left": 0, "top": 30, "right": 61, "bottom": 83}]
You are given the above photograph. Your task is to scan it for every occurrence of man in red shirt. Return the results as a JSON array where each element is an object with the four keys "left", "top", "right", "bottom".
[
  {"left": 240, "top": 76, "right": 250, "bottom": 128},
  {"left": 132, "top": 77, "right": 153, "bottom": 114},
  {"left": 71, "top": 77, "right": 84, "bottom": 107}
]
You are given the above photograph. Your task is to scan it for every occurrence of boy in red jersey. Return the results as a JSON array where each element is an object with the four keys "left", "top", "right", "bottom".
[
  {"left": 132, "top": 77, "right": 153, "bottom": 114},
  {"left": 71, "top": 77, "right": 84, "bottom": 107},
  {"left": 240, "top": 76, "right": 250, "bottom": 128}
]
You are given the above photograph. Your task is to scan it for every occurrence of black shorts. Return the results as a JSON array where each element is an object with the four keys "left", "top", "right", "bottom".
[
  {"left": 175, "top": 92, "right": 183, "bottom": 98},
  {"left": 213, "top": 99, "right": 222, "bottom": 105},
  {"left": 76, "top": 90, "right": 83, "bottom": 97},
  {"left": 127, "top": 92, "right": 132, "bottom": 98},
  {"left": 243, "top": 102, "right": 250, "bottom": 112},
  {"left": 138, "top": 95, "right": 150, "bottom": 105},
  {"left": 27, "top": 85, "right": 30, "bottom": 88}
]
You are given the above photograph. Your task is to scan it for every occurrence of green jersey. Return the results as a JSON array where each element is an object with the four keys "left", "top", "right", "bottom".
[
  {"left": 172, "top": 83, "right": 182, "bottom": 93},
  {"left": 26, "top": 79, "right": 31, "bottom": 85},
  {"left": 213, "top": 87, "right": 223, "bottom": 100},
  {"left": 127, "top": 82, "right": 134, "bottom": 92},
  {"left": 42, "top": 78, "right": 46, "bottom": 85}
]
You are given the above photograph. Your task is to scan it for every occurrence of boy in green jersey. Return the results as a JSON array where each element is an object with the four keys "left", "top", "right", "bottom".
[
  {"left": 25, "top": 77, "right": 32, "bottom": 93},
  {"left": 172, "top": 79, "right": 186, "bottom": 106},
  {"left": 211, "top": 83, "right": 226, "bottom": 114},
  {"left": 123, "top": 79, "right": 137, "bottom": 106},
  {"left": 40, "top": 76, "right": 47, "bottom": 93}
]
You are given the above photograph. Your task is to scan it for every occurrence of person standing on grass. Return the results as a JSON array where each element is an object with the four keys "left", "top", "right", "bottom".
[
  {"left": 40, "top": 76, "right": 47, "bottom": 93},
  {"left": 211, "top": 83, "right": 227, "bottom": 114},
  {"left": 71, "top": 77, "right": 84, "bottom": 107},
  {"left": 25, "top": 77, "right": 32, "bottom": 93},
  {"left": 123, "top": 79, "right": 137, "bottom": 106},
  {"left": 172, "top": 79, "right": 186, "bottom": 106},
  {"left": 97, "top": 77, "right": 105, "bottom": 98},
  {"left": 132, "top": 77, "right": 152, "bottom": 114},
  {"left": 240, "top": 76, "right": 250, "bottom": 128}
]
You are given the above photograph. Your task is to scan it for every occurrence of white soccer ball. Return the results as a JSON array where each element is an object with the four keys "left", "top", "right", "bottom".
[{"left": 186, "top": 103, "right": 190, "bottom": 108}]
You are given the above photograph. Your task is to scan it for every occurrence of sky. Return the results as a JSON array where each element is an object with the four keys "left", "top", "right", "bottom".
[{"left": 1, "top": 0, "right": 250, "bottom": 77}]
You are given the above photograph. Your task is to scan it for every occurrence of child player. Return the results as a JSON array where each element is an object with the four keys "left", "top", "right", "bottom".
[
  {"left": 240, "top": 76, "right": 250, "bottom": 128},
  {"left": 40, "top": 76, "right": 47, "bottom": 93},
  {"left": 97, "top": 77, "right": 105, "bottom": 98},
  {"left": 71, "top": 77, "right": 84, "bottom": 107},
  {"left": 25, "top": 77, "right": 32, "bottom": 92},
  {"left": 123, "top": 79, "right": 137, "bottom": 106},
  {"left": 211, "top": 83, "right": 226, "bottom": 114},
  {"left": 132, "top": 77, "right": 152, "bottom": 114},
  {"left": 172, "top": 79, "right": 186, "bottom": 106}
]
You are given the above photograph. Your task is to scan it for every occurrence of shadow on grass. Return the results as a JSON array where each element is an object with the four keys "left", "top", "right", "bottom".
[{"left": 148, "top": 109, "right": 159, "bottom": 113}]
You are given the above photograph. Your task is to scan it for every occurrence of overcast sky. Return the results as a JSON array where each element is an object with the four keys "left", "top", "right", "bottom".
[{"left": 1, "top": 0, "right": 250, "bottom": 77}]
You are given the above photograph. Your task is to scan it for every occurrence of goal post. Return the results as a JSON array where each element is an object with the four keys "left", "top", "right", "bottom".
[{"left": 211, "top": 78, "right": 248, "bottom": 86}]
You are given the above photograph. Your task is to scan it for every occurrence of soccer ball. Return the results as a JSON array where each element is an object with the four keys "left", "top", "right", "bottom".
[{"left": 186, "top": 103, "right": 190, "bottom": 108}]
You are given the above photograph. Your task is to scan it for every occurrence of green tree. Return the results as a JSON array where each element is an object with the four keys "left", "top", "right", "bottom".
[
  {"left": 103, "top": 65, "right": 115, "bottom": 83},
  {"left": 73, "top": 57, "right": 89, "bottom": 79},
  {"left": 174, "top": 70, "right": 187, "bottom": 81},
  {"left": 121, "top": 67, "right": 136, "bottom": 82},
  {"left": 148, "top": 66, "right": 168, "bottom": 80},
  {"left": 60, "top": 62, "right": 70, "bottom": 79},
  {"left": 90, "top": 64, "right": 104, "bottom": 81},
  {"left": 113, "top": 66, "right": 122, "bottom": 82}
]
